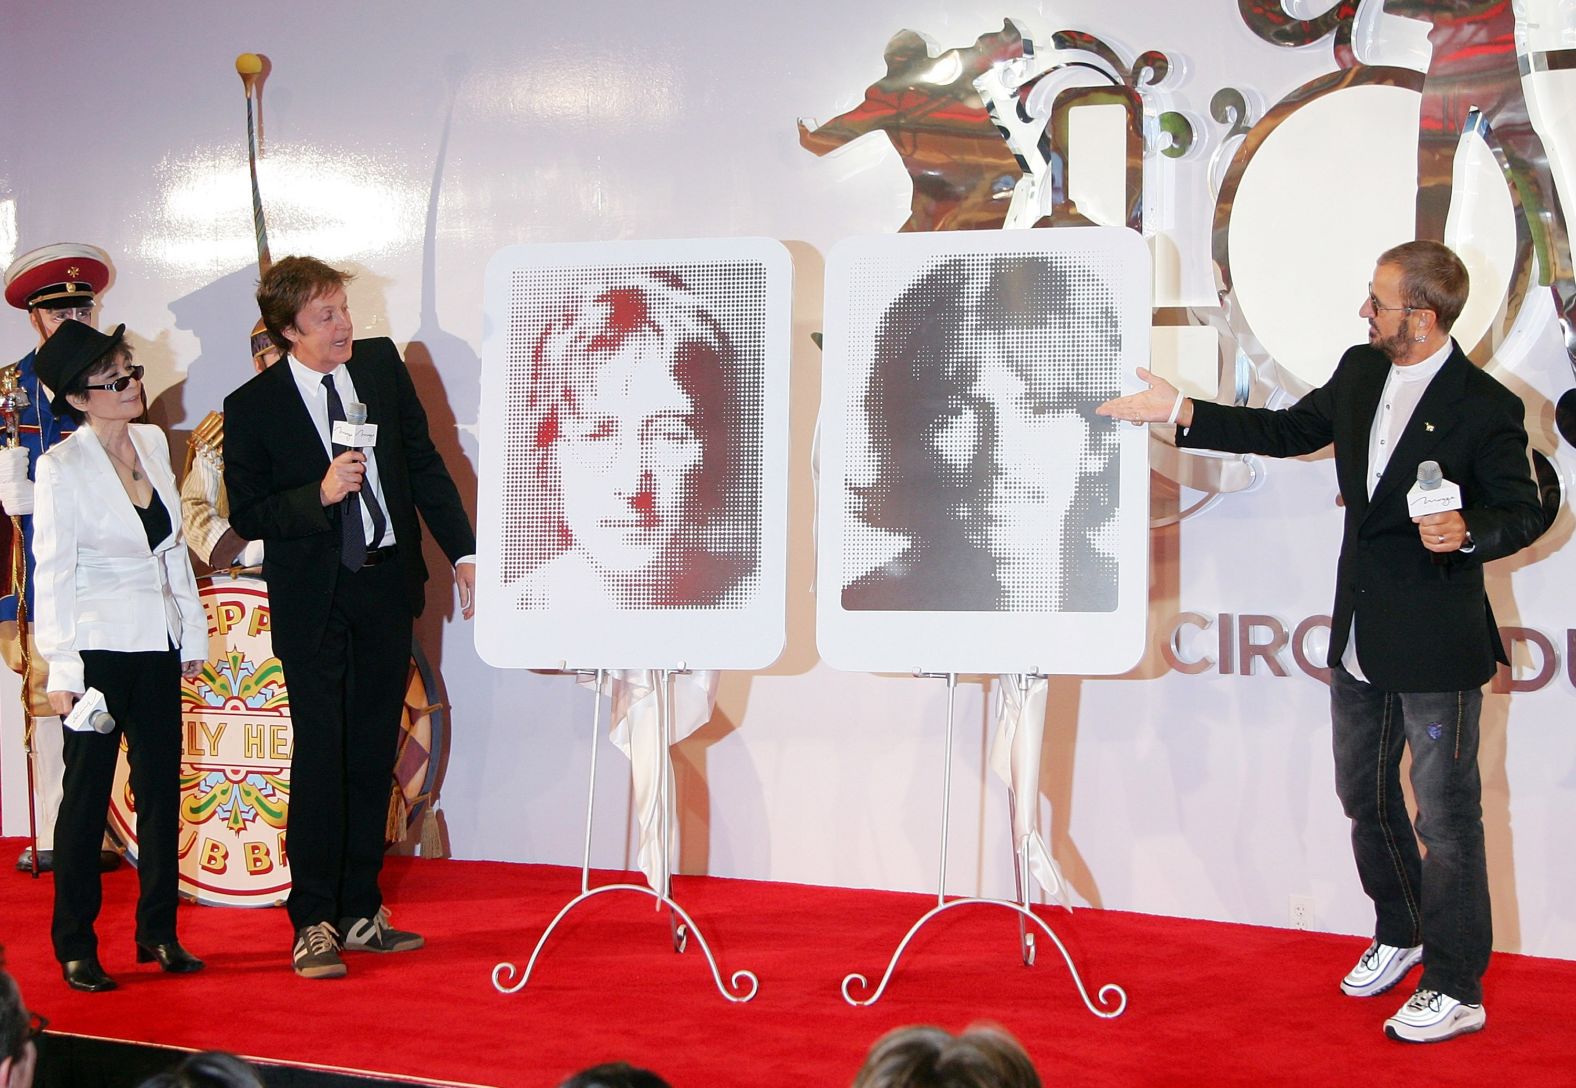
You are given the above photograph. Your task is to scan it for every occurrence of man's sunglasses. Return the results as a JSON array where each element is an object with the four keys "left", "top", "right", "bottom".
[{"left": 83, "top": 365, "right": 145, "bottom": 393}]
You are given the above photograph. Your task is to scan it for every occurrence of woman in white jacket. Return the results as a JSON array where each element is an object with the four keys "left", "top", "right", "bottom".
[{"left": 32, "top": 322, "right": 208, "bottom": 993}]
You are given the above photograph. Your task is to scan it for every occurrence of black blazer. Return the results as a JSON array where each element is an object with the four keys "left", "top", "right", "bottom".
[
  {"left": 223, "top": 338, "right": 476, "bottom": 659},
  {"left": 1179, "top": 341, "right": 1544, "bottom": 690}
]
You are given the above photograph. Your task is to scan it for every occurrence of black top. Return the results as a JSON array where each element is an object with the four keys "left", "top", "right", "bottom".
[{"left": 133, "top": 488, "right": 172, "bottom": 552}]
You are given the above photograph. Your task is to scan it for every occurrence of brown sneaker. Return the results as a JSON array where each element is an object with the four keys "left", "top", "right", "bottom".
[
  {"left": 339, "top": 906, "right": 424, "bottom": 953},
  {"left": 292, "top": 922, "right": 347, "bottom": 979}
]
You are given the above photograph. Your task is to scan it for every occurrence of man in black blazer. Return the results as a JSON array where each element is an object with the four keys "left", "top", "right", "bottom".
[
  {"left": 224, "top": 256, "right": 476, "bottom": 979},
  {"left": 1098, "top": 242, "right": 1544, "bottom": 1043}
]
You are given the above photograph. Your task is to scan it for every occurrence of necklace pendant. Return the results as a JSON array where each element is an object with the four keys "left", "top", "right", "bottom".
[{"left": 132, "top": 470, "right": 142, "bottom": 481}]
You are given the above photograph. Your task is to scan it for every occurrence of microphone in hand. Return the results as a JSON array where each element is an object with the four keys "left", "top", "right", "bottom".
[{"left": 1407, "top": 460, "right": 1461, "bottom": 517}]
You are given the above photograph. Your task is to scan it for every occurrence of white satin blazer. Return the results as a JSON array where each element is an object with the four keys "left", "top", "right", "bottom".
[{"left": 33, "top": 423, "right": 207, "bottom": 695}]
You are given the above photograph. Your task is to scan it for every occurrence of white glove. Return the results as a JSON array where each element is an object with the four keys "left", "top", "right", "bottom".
[{"left": 0, "top": 446, "right": 33, "bottom": 515}]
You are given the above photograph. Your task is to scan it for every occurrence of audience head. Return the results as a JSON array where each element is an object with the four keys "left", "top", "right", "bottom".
[
  {"left": 135, "top": 1051, "right": 266, "bottom": 1088},
  {"left": 851, "top": 1024, "right": 1040, "bottom": 1088},
  {"left": 0, "top": 954, "right": 39, "bottom": 1088},
  {"left": 559, "top": 1061, "right": 672, "bottom": 1088}
]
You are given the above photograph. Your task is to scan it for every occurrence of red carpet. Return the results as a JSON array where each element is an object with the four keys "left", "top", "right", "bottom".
[{"left": 2, "top": 839, "right": 1575, "bottom": 1086}]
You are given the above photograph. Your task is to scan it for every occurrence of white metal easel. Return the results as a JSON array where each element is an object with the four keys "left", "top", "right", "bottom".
[
  {"left": 492, "top": 668, "right": 759, "bottom": 1003},
  {"left": 839, "top": 671, "right": 1126, "bottom": 1018}
]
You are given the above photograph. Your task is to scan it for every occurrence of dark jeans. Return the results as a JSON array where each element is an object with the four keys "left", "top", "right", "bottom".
[{"left": 1329, "top": 664, "right": 1490, "bottom": 1004}]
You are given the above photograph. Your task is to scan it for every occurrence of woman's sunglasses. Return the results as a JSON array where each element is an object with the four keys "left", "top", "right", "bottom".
[{"left": 83, "top": 365, "right": 145, "bottom": 394}]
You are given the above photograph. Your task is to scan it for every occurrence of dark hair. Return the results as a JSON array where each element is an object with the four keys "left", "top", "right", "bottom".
[
  {"left": 57, "top": 342, "right": 135, "bottom": 426},
  {"left": 135, "top": 1051, "right": 266, "bottom": 1088},
  {"left": 857, "top": 253, "right": 1120, "bottom": 535},
  {"left": 0, "top": 965, "right": 28, "bottom": 1066},
  {"left": 506, "top": 268, "right": 759, "bottom": 597},
  {"left": 851, "top": 1025, "right": 1041, "bottom": 1088},
  {"left": 1377, "top": 240, "right": 1470, "bottom": 331},
  {"left": 559, "top": 1062, "right": 671, "bottom": 1088},
  {"left": 256, "top": 256, "right": 355, "bottom": 355},
  {"left": 522, "top": 269, "right": 741, "bottom": 514}
]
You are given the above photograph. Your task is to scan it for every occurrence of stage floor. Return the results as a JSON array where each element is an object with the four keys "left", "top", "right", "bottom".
[{"left": 4, "top": 841, "right": 1575, "bottom": 1087}]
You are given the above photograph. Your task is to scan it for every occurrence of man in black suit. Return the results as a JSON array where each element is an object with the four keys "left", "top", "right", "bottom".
[
  {"left": 224, "top": 256, "right": 476, "bottom": 979},
  {"left": 1098, "top": 241, "right": 1544, "bottom": 1043}
]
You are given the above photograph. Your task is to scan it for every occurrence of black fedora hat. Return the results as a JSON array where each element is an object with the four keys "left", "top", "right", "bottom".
[{"left": 34, "top": 320, "right": 127, "bottom": 412}]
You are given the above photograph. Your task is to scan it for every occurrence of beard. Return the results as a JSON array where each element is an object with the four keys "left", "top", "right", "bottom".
[{"left": 1369, "top": 319, "right": 1413, "bottom": 362}]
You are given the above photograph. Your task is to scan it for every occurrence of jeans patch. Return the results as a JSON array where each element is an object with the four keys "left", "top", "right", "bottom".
[{"left": 1427, "top": 722, "right": 1444, "bottom": 741}]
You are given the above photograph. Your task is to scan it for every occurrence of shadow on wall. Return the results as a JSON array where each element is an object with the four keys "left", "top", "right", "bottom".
[
  {"left": 146, "top": 263, "right": 265, "bottom": 471},
  {"left": 765, "top": 240, "right": 824, "bottom": 679}
]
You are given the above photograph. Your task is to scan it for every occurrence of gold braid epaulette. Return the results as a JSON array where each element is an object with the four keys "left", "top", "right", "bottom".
[{"left": 184, "top": 410, "right": 226, "bottom": 476}]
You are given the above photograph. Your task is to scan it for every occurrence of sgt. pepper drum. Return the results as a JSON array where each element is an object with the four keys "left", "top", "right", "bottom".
[{"left": 106, "top": 574, "right": 447, "bottom": 907}]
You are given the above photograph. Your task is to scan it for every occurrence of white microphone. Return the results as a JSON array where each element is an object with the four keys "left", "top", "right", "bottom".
[
  {"left": 64, "top": 687, "right": 117, "bottom": 734},
  {"left": 1407, "top": 459, "right": 1462, "bottom": 517},
  {"left": 331, "top": 402, "right": 377, "bottom": 454}
]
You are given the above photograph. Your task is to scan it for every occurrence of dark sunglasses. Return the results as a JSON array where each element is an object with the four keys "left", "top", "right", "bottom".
[{"left": 83, "top": 364, "right": 145, "bottom": 393}]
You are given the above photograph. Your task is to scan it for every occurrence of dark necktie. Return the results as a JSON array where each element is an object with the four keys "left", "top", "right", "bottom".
[{"left": 322, "top": 374, "right": 386, "bottom": 570}]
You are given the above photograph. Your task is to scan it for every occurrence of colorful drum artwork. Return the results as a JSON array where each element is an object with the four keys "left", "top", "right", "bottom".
[{"left": 107, "top": 573, "right": 447, "bottom": 907}]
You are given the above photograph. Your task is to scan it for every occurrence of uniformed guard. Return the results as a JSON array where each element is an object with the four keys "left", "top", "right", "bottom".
[{"left": 2, "top": 243, "right": 121, "bottom": 874}]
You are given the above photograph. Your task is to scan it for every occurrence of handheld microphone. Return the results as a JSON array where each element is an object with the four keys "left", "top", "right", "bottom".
[
  {"left": 330, "top": 402, "right": 376, "bottom": 482},
  {"left": 331, "top": 402, "right": 369, "bottom": 456},
  {"left": 1407, "top": 460, "right": 1461, "bottom": 517},
  {"left": 336, "top": 402, "right": 371, "bottom": 507},
  {"left": 64, "top": 687, "right": 116, "bottom": 734},
  {"left": 333, "top": 402, "right": 376, "bottom": 452}
]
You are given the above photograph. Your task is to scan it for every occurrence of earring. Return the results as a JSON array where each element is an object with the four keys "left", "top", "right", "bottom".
[{"left": 1414, "top": 334, "right": 1425, "bottom": 342}]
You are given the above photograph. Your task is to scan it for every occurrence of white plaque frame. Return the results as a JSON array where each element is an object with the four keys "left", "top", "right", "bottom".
[
  {"left": 816, "top": 227, "right": 1151, "bottom": 675},
  {"left": 475, "top": 238, "right": 792, "bottom": 671}
]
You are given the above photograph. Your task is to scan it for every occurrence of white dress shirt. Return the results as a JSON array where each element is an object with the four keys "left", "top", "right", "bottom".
[{"left": 286, "top": 354, "right": 395, "bottom": 548}]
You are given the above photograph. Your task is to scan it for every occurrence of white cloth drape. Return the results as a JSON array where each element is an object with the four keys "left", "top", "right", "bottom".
[
  {"left": 28, "top": 715, "right": 64, "bottom": 850},
  {"left": 583, "top": 669, "right": 719, "bottom": 890},
  {"left": 989, "top": 674, "right": 1070, "bottom": 907}
]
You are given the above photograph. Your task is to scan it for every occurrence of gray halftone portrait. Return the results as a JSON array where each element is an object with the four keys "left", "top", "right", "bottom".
[
  {"left": 501, "top": 265, "right": 765, "bottom": 610},
  {"left": 842, "top": 252, "right": 1121, "bottom": 613}
]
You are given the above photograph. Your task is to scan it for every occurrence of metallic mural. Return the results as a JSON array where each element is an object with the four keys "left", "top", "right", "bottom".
[
  {"left": 800, "top": 4, "right": 1576, "bottom": 512},
  {"left": 798, "top": 22, "right": 1028, "bottom": 232},
  {"left": 1235, "top": 0, "right": 1576, "bottom": 393}
]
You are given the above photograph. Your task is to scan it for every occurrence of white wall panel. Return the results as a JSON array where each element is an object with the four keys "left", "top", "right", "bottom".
[{"left": 4, "top": 0, "right": 1574, "bottom": 961}]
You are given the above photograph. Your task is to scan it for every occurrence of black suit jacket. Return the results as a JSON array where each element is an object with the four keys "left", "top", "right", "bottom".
[
  {"left": 1179, "top": 341, "right": 1544, "bottom": 690},
  {"left": 223, "top": 338, "right": 476, "bottom": 659}
]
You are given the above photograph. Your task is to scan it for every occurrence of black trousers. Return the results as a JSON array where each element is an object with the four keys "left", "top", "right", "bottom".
[
  {"left": 278, "top": 558, "right": 412, "bottom": 932},
  {"left": 52, "top": 647, "right": 182, "bottom": 963}
]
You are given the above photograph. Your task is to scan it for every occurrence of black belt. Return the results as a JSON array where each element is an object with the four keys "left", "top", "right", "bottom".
[{"left": 361, "top": 544, "right": 399, "bottom": 567}]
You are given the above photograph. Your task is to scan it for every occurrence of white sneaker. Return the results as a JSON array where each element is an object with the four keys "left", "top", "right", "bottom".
[
  {"left": 1340, "top": 940, "right": 1423, "bottom": 997},
  {"left": 1384, "top": 988, "right": 1486, "bottom": 1043}
]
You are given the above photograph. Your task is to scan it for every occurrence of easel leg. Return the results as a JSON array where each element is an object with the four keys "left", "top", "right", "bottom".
[{"left": 491, "top": 668, "right": 755, "bottom": 1003}]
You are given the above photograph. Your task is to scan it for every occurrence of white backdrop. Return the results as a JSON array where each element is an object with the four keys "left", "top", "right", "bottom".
[{"left": 3, "top": 1, "right": 1575, "bottom": 961}]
